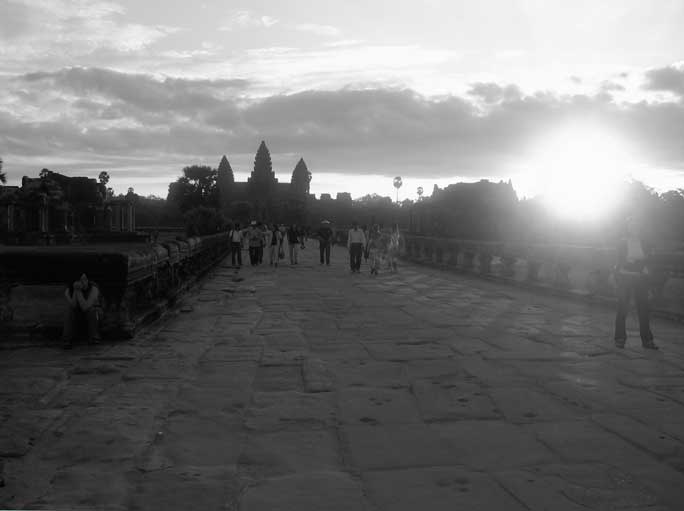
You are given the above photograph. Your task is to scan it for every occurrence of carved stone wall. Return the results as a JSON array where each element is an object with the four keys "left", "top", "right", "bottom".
[
  {"left": 402, "top": 235, "right": 684, "bottom": 321},
  {"left": 0, "top": 232, "right": 231, "bottom": 340}
]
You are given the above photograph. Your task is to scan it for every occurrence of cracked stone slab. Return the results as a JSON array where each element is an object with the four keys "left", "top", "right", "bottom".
[
  {"left": 411, "top": 378, "right": 500, "bottom": 421},
  {"left": 330, "top": 360, "right": 406, "bottom": 389},
  {"left": 244, "top": 391, "right": 336, "bottom": 432},
  {"left": 338, "top": 387, "right": 422, "bottom": 425},
  {"left": 496, "top": 463, "right": 675, "bottom": 511},
  {"left": 343, "top": 423, "right": 458, "bottom": 470},
  {"left": 302, "top": 358, "right": 334, "bottom": 392},
  {"left": 241, "top": 471, "right": 368, "bottom": 511},
  {"left": 364, "top": 466, "right": 528, "bottom": 511},
  {"left": 433, "top": 420, "right": 556, "bottom": 470},
  {"left": 238, "top": 429, "right": 340, "bottom": 478},
  {"left": 363, "top": 341, "right": 453, "bottom": 361}
]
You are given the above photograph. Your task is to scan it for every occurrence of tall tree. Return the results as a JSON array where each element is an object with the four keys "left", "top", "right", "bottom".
[
  {"left": 0, "top": 157, "right": 5, "bottom": 184},
  {"left": 290, "top": 158, "right": 312, "bottom": 195},
  {"left": 98, "top": 171, "right": 110, "bottom": 186},
  {"left": 167, "top": 165, "right": 218, "bottom": 212},
  {"left": 251, "top": 141, "right": 274, "bottom": 182}
]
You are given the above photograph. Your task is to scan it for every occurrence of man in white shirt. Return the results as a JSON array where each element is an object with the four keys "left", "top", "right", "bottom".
[{"left": 347, "top": 221, "right": 367, "bottom": 273}]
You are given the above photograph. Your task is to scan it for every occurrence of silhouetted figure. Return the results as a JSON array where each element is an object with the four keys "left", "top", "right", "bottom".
[
  {"left": 287, "top": 224, "right": 300, "bottom": 264},
  {"left": 258, "top": 223, "right": 267, "bottom": 264},
  {"left": 367, "top": 224, "right": 383, "bottom": 275},
  {"left": 614, "top": 217, "right": 657, "bottom": 349},
  {"left": 229, "top": 223, "right": 243, "bottom": 267},
  {"left": 247, "top": 221, "right": 262, "bottom": 266},
  {"left": 347, "top": 221, "right": 366, "bottom": 273},
  {"left": 62, "top": 273, "right": 102, "bottom": 348},
  {"left": 317, "top": 220, "right": 333, "bottom": 265},
  {"left": 388, "top": 224, "right": 401, "bottom": 273},
  {"left": 269, "top": 223, "right": 282, "bottom": 267}
]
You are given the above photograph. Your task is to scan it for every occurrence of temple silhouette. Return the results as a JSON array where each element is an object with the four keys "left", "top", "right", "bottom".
[{"left": 218, "top": 140, "right": 313, "bottom": 224}]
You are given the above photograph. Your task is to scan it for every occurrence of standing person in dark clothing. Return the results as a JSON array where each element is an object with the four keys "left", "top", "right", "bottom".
[
  {"left": 269, "top": 223, "right": 282, "bottom": 267},
  {"left": 317, "top": 220, "right": 334, "bottom": 265},
  {"left": 287, "top": 224, "right": 300, "bottom": 264},
  {"left": 347, "top": 221, "right": 366, "bottom": 273},
  {"left": 258, "top": 223, "right": 267, "bottom": 264},
  {"left": 247, "top": 221, "right": 262, "bottom": 266},
  {"left": 614, "top": 216, "right": 657, "bottom": 350},
  {"left": 229, "top": 223, "right": 243, "bottom": 267}
]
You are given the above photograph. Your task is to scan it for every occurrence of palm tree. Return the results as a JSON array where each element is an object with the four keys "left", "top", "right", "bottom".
[
  {"left": 393, "top": 176, "right": 402, "bottom": 203},
  {"left": 417, "top": 186, "right": 423, "bottom": 200}
]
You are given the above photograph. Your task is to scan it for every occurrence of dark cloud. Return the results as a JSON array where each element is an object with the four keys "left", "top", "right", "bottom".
[
  {"left": 467, "top": 83, "right": 522, "bottom": 104},
  {"left": 601, "top": 80, "right": 625, "bottom": 92},
  {"left": 1, "top": 68, "right": 683, "bottom": 190},
  {"left": 643, "top": 65, "right": 684, "bottom": 96},
  {"left": 20, "top": 67, "right": 250, "bottom": 117}
]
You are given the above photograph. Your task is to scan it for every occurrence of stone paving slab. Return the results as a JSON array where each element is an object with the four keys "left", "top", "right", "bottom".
[{"left": 2, "top": 247, "right": 684, "bottom": 509}]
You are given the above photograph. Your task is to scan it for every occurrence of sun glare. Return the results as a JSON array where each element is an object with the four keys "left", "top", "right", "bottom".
[{"left": 527, "top": 123, "right": 633, "bottom": 221}]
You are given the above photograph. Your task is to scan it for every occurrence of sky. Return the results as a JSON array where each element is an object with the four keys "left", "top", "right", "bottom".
[{"left": 1, "top": 0, "right": 683, "bottom": 201}]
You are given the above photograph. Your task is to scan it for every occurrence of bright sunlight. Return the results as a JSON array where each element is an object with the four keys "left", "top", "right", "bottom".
[{"left": 526, "top": 123, "right": 635, "bottom": 221}]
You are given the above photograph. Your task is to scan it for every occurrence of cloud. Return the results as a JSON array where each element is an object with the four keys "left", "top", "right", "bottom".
[
  {"left": 1, "top": 67, "right": 683, "bottom": 197},
  {"left": 295, "top": 24, "right": 342, "bottom": 38},
  {"left": 600, "top": 80, "right": 625, "bottom": 92},
  {"left": 219, "top": 10, "right": 279, "bottom": 31},
  {"left": 644, "top": 64, "right": 684, "bottom": 96},
  {"left": 0, "top": 0, "right": 179, "bottom": 68},
  {"left": 17, "top": 67, "right": 249, "bottom": 120},
  {"left": 467, "top": 83, "right": 522, "bottom": 104}
]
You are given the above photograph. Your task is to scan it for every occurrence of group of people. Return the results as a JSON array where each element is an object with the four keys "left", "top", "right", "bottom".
[
  {"left": 347, "top": 222, "right": 402, "bottom": 275},
  {"left": 61, "top": 216, "right": 658, "bottom": 352},
  {"left": 229, "top": 221, "right": 309, "bottom": 267}
]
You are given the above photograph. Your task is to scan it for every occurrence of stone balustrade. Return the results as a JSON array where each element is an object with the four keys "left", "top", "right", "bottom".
[
  {"left": 0, "top": 232, "right": 231, "bottom": 339},
  {"left": 401, "top": 235, "right": 684, "bottom": 321}
]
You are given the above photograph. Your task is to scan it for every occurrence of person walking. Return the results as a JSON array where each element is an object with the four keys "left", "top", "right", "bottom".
[
  {"left": 613, "top": 217, "right": 657, "bottom": 349},
  {"left": 258, "top": 222, "right": 267, "bottom": 264},
  {"left": 317, "top": 220, "right": 334, "bottom": 265},
  {"left": 367, "top": 224, "right": 382, "bottom": 275},
  {"left": 247, "top": 221, "right": 262, "bottom": 266},
  {"left": 229, "top": 223, "right": 244, "bottom": 268},
  {"left": 347, "top": 221, "right": 366, "bottom": 273},
  {"left": 287, "top": 224, "right": 300, "bottom": 264},
  {"left": 269, "top": 223, "right": 282, "bottom": 267},
  {"left": 387, "top": 223, "right": 401, "bottom": 273}
]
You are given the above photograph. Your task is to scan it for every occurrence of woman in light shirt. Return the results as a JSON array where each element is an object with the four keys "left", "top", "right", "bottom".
[{"left": 613, "top": 217, "right": 657, "bottom": 349}]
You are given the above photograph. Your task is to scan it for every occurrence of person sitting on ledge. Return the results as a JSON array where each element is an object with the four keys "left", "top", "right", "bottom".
[{"left": 62, "top": 273, "right": 102, "bottom": 348}]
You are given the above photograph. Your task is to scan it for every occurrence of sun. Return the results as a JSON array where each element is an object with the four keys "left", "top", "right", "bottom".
[{"left": 526, "top": 123, "right": 633, "bottom": 221}]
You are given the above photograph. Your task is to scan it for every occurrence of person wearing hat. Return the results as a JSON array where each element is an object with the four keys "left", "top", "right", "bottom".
[{"left": 316, "top": 220, "right": 334, "bottom": 266}]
